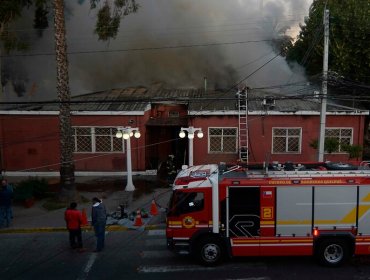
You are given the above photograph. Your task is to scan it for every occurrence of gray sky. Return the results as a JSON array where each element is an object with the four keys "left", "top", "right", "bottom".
[{"left": 2, "top": 0, "right": 314, "bottom": 101}]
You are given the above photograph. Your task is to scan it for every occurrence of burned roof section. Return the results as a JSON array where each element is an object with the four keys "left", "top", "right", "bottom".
[{"left": 0, "top": 86, "right": 366, "bottom": 115}]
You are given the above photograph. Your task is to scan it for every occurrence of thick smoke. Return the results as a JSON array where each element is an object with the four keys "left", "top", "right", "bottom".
[{"left": 2, "top": 0, "right": 312, "bottom": 101}]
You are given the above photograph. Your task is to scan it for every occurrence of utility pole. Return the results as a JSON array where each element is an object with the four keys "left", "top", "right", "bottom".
[{"left": 318, "top": 9, "right": 329, "bottom": 162}]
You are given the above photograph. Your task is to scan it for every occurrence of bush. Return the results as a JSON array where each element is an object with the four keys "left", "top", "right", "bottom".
[
  {"left": 14, "top": 184, "right": 33, "bottom": 201},
  {"left": 14, "top": 177, "right": 49, "bottom": 201}
]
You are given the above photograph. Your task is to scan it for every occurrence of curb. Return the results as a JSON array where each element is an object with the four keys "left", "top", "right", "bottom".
[{"left": 0, "top": 223, "right": 165, "bottom": 234}]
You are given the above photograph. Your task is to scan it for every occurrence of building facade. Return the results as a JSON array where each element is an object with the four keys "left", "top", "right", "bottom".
[{"left": 0, "top": 87, "right": 367, "bottom": 176}]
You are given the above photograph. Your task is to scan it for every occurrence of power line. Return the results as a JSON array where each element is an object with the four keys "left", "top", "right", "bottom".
[
  {"left": 0, "top": 94, "right": 320, "bottom": 106},
  {"left": 1, "top": 39, "right": 274, "bottom": 58}
]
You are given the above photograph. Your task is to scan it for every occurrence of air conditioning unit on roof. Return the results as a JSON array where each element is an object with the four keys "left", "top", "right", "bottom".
[{"left": 262, "top": 96, "right": 275, "bottom": 107}]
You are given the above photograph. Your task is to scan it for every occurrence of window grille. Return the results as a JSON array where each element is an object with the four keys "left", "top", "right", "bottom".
[
  {"left": 325, "top": 128, "right": 353, "bottom": 152},
  {"left": 272, "top": 128, "right": 301, "bottom": 153},
  {"left": 73, "top": 127, "right": 124, "bottom": 153},
  {"left": 209, "top": 127, "right": 237, "bottom": 153}
]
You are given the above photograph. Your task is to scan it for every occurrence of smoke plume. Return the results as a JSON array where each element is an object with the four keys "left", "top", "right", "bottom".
[{"left": 2, "top": 0, "right": 313, "bottom": 101}]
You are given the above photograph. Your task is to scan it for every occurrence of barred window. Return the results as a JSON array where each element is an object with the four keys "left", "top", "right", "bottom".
[
  {"left": 209, "top": 127, "right": 237, "bottom": 153},
  {"left": 74, "top": 127, "right": 92, "bottom": 152},
  {"left": 325, "top": 128, "right": 353, "bottom": 152},
  {"left": 73, "top": 127, "right": 124, "bottom": 153},
  {"left": 272, "top": 128, "right": 301, "bottom": 153}
]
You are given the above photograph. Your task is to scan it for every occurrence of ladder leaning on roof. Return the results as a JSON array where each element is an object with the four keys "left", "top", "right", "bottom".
[{"left": 237, "top": 87, "right": 248, "bottom": 163}]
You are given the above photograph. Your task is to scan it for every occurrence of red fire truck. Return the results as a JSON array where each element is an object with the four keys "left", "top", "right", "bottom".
[{"left": 166, "top": 161, "right": 370, "bottom": 266}]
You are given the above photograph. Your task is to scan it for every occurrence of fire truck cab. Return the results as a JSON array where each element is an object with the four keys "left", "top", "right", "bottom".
[{"left": 166, "top": 161, "right": 370, "bottom": 266}]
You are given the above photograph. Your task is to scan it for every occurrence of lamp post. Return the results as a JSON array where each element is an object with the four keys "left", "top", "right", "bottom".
[
  {"left": 179, "top": 126, "right": 203, "bottom": 166},
  {"left": 116, "top": 126, "right": 141, "bottom": 191}
]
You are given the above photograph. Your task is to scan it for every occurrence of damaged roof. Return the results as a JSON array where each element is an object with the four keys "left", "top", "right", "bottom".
[{"left": 0, "top": 86, "right": 367, "bottom": 115}]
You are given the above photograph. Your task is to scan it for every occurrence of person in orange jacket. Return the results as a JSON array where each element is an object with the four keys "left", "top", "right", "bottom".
[{"left": 64, "top": 202, "right": 83, "bottom": 249}]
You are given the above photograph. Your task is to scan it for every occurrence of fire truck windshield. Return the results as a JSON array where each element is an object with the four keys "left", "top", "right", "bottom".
[{"left": 167, "top": 190, "right": 204, "bottom": 216}]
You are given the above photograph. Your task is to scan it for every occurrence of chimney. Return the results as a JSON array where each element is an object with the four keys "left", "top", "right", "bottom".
[
  {"left": 262, "top": 96, "right": 275, "bottom": 108},
  {"left": 204, "top": 77, "right": 207, "bottom": 94}
]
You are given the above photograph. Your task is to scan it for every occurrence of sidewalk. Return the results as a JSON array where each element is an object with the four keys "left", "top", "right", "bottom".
[{"left": 0, "top": 176, "right": 172, "bottom": 233}]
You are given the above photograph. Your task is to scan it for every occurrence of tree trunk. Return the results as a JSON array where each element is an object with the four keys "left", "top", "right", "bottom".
[
  {"left": 53, "top": 0, "right": 78, "bottom": 202},
  {"left": 0, "top": 47, "right": 3, "bottom": 101},
  {"left": 0, "top": 24, "right": 4, "bottom": 101}
]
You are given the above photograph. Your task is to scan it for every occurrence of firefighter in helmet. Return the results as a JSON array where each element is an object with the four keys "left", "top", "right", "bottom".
[{"left": 166, "top": 154, "right": 177, "bottom": 185}]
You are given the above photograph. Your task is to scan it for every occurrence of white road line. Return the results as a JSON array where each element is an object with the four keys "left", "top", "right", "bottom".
[
  {"left": 140, "top": 250, "right": 174, "bottom": 258},
  {"left": 145, "top": 239, "right": 167, "bottom": 246},
  {"left": 225, "top": 278, "right": 270, "bottom": 280},
  {"left": 76, "top": 254, "right": 98, "bottom": 280},
  {"left": 137, "top": 265, "right": 214, "bottom": 273},
  {"left": 147, "top": 229, "right": 166, "bottom": 236},
  {"left": 138, "top": 263, "right": 267, "bottom": 273},
  {"left": 77, "top": 231, "right": 110, "bottom": 280},
  {"left": 83, "top": 254, "right": 98, "bottom": 274}
]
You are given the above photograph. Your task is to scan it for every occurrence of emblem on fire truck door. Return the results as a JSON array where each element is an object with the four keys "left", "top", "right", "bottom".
[{"left": 182, "top": 216, "right": 195, "bottom": 228}]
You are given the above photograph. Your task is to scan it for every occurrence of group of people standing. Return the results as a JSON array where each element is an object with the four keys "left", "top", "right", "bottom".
[
  {"left": 0, "top": 176, "right": 107, "bottom": 252},
  {"left": 64, "top": 197, "right": 107, "bottom": 252}
]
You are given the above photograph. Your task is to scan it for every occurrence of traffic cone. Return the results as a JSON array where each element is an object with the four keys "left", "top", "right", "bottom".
[
  {"left": 150, "top": 199, "right": 159, "bottom": 216},
  {"left": 81, "top": 208, "right": 88, "bottom": 226},
  {"left": 133, "top": 209, "right": 143, "bottom": 226}
]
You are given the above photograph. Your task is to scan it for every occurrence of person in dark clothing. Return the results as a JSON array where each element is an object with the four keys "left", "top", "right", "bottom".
[
  {"left": 0, "top": 179, "right": 13, "bottom": 228},
  {"left": 166, "top": 154, "right": 177, "bottom": 184},
  {"left": 64, "top": 202, "right": 83, "bottom": 249},
  {"left": 91, "top": 197, "right": 107, "bottom": 252}
]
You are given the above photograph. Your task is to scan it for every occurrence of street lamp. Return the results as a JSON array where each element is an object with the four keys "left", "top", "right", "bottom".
[
  {"left": 116, "top": 126, "right": 141, "bottom": 191},
  {"left": 179, "top": 126, "right": 203, "bottom": 166}
]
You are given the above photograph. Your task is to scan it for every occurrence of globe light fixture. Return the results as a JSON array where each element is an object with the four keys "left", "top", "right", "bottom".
[
  {"left": 179, "top": 126, "right": 203, "bottom": 166},
  {"left": 115, "top": 126, "right": 141, "bottom": 191},
  {"left": 179, "top": 130, "right": 186, "bottom": 138},
  {"left": 116, "top": 131, "right": 123, "bottom": 138}
]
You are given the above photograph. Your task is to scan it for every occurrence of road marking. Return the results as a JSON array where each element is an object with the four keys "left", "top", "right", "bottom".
[
  {"left": 138, "top": 265, "right": 214, "bottom": 273},
  {"left": 225, "top": 278, "right": 270, "bottom": 280},
  {"left": 145, "top": 239, "right": 167, "bottom": 246},
  {"left": 138, "top": 263, "right": 267, "bottom": 273},
  {"left": 77, "top": 231, "right": 110, "bottom": 280},
  {"left": 140, "top": 250, "right": 174, "bottom": 258},
  {"left": 77, "top": 254, "right": 98, "bottom": 280},
  {"left": 83, "top": 254, "right": 98, "bottom": 273},
  {"left": 147, "top": 229, "right": 165, "bottom": 236}
]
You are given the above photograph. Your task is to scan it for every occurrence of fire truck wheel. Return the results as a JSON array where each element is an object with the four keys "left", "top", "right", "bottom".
[
  {"left": 316, "top": 239, "right": 349, "bottom": 267},
  {"left": 196, "top": 237, "right": 223, "bottom": 266}
]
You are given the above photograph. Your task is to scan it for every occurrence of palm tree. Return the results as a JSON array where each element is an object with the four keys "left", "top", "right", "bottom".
[
  {"left": 53, "top": 0, "right": 77, "bottom": 201},
  {"left": 2, "top": 1, "right": 139, "bottom": 201},
  {"left": 53, "top": 0, "right": 139, "bottom": 201}
]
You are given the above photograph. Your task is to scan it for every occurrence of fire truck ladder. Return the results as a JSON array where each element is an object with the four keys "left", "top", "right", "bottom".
[
  {"left": 245, "top": 169, "right": 370, "bottom": 178},
  {"left": 221, "top": 162, "right": 370, "bottom": 178},
  {"left": 237, "top": 88, "right": 248, "bottom": 163}
]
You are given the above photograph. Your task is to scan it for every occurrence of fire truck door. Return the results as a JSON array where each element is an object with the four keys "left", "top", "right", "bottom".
[{"left": 227, "top": 187, "right": 260, "bottom": 238}]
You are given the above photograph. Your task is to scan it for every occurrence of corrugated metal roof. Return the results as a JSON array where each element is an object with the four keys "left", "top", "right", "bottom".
[
  {"left": 0, "top": 86, "right": 366, "bottom": 114},
  {"left": 187, "top": 90, "right": 366, "bottom": 113}
]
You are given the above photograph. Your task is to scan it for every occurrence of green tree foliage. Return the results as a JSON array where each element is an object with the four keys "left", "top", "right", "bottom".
[
  {"left": 91, "top": 0, "right": 139, "bottom": 41},
  {"left": 33, "top": 0, "right": 50, "bottom": 36},
  {"left": 1, "top": 0, "right": 140, "bottom": 47},
  {"left": 0, "top": 0, "right": 49, "bottom": 51},
  {"left": 286, "top": 0, "right": 370, "bottom": 83},
  {"left": 309, "top": 137, "right": 339, "bottom": 154},
  {"left": 0, "top": 0, "right": 31, "bottom": 51},
  {"left": 342, "top": 144, "right": 363, "bottom": 160}
]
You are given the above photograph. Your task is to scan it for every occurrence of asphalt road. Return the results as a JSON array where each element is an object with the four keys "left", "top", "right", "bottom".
[{"left": 2, "top": 229, "right": 370, "bottom": 280}]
